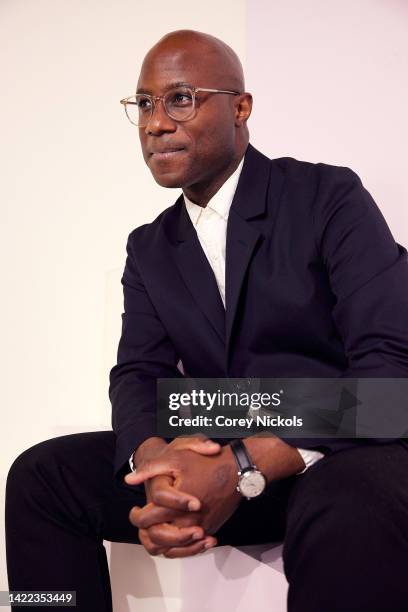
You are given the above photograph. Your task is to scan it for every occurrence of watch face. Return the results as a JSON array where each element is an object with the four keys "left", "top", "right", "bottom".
[{"left": 238, "top": 470, "right": 266, "bottom": 498}]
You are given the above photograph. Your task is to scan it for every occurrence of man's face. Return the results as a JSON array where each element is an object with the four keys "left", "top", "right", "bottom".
[{"left": 136, "top": 46, "right": 239, "bottom": 190}]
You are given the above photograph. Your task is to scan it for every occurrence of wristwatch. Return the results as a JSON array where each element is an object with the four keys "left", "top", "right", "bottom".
[{"left": 230, "top": 439, "right": 267, "bottom": 499}]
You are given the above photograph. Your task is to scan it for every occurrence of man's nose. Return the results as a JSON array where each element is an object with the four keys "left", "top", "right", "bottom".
[{"left": 144, "top": 98, "right": 177, "bottom": 135}]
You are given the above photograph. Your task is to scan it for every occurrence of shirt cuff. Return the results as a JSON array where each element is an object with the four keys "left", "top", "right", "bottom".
[
  {"left": 296, "top": 447, "right": 325, "bottom": 475},
  {"left": 129, "top": 451, "right": 137, "bottom": 472}
]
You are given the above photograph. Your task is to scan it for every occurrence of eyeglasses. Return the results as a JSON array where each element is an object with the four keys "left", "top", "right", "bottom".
[{"left": 120, "top": 85, "right": 241, "bottom": 127}]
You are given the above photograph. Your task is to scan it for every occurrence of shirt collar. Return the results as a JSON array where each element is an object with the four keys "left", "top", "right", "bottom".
[{"left": 183, "top": 155, "right": 245, "bottom": 226}]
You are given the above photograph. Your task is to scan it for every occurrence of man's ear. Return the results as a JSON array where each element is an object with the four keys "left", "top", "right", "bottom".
[{"left": 234, "top": 93, "right": 253, "bottom": 127}]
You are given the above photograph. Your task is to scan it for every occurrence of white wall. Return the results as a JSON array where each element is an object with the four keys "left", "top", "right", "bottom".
[{"left": 0, "top": 0, "right": 245, "bottom": 596}]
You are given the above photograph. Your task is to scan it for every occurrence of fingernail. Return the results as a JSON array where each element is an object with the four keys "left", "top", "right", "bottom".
[
  {"left": 204, "top": 541, "right": 213, "bottom": 549},
  {"left": 192, "top": 531, "right": 202, "bottom": 540},
  {"left": 188, "top": 499, "right": 200, "bottom": 511}
]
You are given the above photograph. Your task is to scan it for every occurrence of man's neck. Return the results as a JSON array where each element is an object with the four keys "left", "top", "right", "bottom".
[{"left": 182, "top": 150, "right": 246, "bottom": 207}]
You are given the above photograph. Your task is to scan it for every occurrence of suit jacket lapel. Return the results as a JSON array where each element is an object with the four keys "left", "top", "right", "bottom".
[
  {"left": 171, "top": 199, "right": 226, "bottom": 343},
  {"left": 225, "top": 209, "right": 263, "bottom": 349},
  {"left": 225, "top": 144, "right": 285, "bottom": 356}
]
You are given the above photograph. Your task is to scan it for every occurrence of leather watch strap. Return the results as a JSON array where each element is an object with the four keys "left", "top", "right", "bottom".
[{"left": 230, "top": 439, "right": 254, "bottom": 472}]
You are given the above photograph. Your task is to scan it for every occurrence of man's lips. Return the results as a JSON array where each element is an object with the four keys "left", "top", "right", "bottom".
[{"left": 149, "top": 147, "right": 186, "bottom": 161}]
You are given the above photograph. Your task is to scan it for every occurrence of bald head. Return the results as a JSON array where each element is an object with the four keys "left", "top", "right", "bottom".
[{"left": 140, "top": 30, "right": 245, "bottom": 93}]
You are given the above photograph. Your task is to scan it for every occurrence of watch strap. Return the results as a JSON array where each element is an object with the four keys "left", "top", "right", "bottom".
[{"left": 230, "top": 439, "right": 254, "bottom": 472}]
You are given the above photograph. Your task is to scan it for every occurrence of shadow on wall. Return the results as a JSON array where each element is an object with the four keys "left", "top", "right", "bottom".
[{"left": 106, "top": 541, "right": 287, "bottom": 612}]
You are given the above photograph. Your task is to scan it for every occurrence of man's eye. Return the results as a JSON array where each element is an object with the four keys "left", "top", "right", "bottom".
[
  {"left": 136, "top": 97, "right": 152, "bottom": 111},
  {"left": 170, "top": 92, "right": 193, "bottom": 106}
]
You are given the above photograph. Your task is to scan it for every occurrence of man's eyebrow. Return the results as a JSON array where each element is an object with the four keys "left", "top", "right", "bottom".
[{"left": 136, "top": 81, "right": 192, "bottom": 94}]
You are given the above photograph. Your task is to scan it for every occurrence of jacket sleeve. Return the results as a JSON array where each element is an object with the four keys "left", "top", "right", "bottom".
[
  {"left": 285, "top": 165, "right": 408, "bottom": 456},
  {"left": 109, "top": 231, "right": 183, "bottom": 479}
]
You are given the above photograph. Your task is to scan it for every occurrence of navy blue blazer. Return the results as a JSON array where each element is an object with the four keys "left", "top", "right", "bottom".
[{"left": 109, "top": 144, "right": 408, "bottom": 478}]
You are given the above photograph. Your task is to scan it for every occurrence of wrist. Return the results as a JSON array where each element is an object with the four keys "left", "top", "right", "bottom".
[{"left": 241, "top": 436, "right": 305, "bottom": 483}]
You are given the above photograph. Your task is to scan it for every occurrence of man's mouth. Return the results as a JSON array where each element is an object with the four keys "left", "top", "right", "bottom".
[{"left": 149, "top": 148, "right": 186, "bottom": 161}]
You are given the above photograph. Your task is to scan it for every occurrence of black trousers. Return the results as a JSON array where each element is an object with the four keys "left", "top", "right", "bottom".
[{"left": 5, "top": 432, "right": 408, "bottom": 612}]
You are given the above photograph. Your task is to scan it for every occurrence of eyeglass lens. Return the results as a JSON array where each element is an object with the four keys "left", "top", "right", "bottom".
[{"left": 125, "top": 87, "right": 195, "bottom": 126}]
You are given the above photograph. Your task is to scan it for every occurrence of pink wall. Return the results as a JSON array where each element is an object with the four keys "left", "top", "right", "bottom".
[{"left": 245, "top": 0, "right": 408, "bottom": 244}]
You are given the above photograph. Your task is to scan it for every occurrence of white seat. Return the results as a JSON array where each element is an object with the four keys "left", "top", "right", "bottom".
[{"left": 106, "top": 541, "right": 288, "bottom": 612}]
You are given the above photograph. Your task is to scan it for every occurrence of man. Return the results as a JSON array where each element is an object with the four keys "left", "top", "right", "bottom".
[{"left": 5, "top": 29, "right": 408, "bottom": 612}]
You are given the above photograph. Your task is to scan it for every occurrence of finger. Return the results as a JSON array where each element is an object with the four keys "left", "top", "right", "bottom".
[
  {"left": 124, "top": 440, "right": 220, "bottom": 487},
  {"left": 144, "top": 474, "right": 171, "bottom": 505},
  {"left": 124, "top": 440, "right": 220, "bottom": 488},
  {"left": 147, "top": 523, "right": 205, "bottom": 547},
  {"left": 149, "top": 476, "right": 202, "bottom": 512},
  {"left": 126, "top": 468, "right": 201, "bottom": 512},
  {"left": 129, "top": 503, "right": 183, "bottom": 528},
  {"left": 163, "top": 536, "right": 218, "bottom": 559},
  {"left": 124, "top": 460, "right": 176, "bottom": 486},
  {"left": 138, "top": 528, "right": 169, "bottom": 557},
  {"left": 130, "top": 501, "right": 203, "bottom": 529},
  {"left": 172, "top": 437, "right": 221, "bottom": 455},
  {"left": 146, "top": 474, "right": 173, "bottom": 496}
]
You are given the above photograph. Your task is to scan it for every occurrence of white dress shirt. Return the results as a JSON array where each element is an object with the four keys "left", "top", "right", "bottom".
[{"left": 129, "top": 156, "right": 324, "bottom": 474}]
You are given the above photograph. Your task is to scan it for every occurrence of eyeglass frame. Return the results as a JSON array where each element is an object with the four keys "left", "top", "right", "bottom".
[{"left": 119, "top": 85, "right": 241, "bottom": 126}]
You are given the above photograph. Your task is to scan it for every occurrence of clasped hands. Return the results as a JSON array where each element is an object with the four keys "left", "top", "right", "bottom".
[
  {"left": 124, "top": 436, "right": 242, "bottom": 558},
  {"left": 124, "top": 435, "right": 306, "bottom": 558}
]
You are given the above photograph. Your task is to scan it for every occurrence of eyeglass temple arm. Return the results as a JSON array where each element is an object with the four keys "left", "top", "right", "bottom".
[
  {"left": 195, "top": 88, "right": 240, "bottom": 95},
  {"left": 120, "top": 98, "right": 138, "bottom": 105}
]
